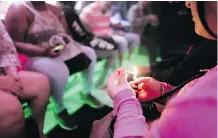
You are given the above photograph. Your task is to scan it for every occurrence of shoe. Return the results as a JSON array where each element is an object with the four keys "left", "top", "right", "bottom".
[
  {"left": 80, "top": 93, "right": 104, "bottom": 108},
  {"left": 55, "top": 109, "right": 78, "bottom": 131}
]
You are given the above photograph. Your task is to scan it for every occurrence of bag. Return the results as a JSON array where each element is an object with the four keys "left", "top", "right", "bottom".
[
  {"left": 90, "top": 111, "right": 117, "bottom": 138},
  {"left": 50, "top": 33, "right": 91, "bottom": 74}
]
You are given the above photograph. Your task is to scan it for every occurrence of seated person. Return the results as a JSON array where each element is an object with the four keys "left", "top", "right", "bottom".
[
  {"left": 57, "top": 1, "right": 119, "bottom": 86},
  {"left": 106, "top": 64, "right": 216, "bottom": 138},
  {"left": 127, "top": 1, "right": 216, "bottom": 118},
  {"left": 80, "top": 1, "right": 140, "bottom": 66},
  {"left": 134, "top": 2, "right": 217, "bottom": 86},
  {"left": 130, "top": 0, "right": 216, "bottom": 113},
  {"left": 110, "top": 4, "right": 140, "bottom": 61},
  {"left": 0, "top": 20, "right": 50, "bottom": 138},
  {"left": 5, "top": 1, "right": 102, "bottom": 130},
  {"left": 128, "top": 1, "right": 158, "bottom": 65}
]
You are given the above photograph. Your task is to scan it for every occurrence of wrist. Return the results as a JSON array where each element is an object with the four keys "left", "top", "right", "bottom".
[
  {"left": 160, "top": 83, "right": 164, "bottom": 96},
  {"left": 113, "top": 89, "right": 136, "bottom": 111},
  {"left": 41, "top": 49, "right": 49, "bottom": 57},
  {"left": 114, "top": 88, "right": 135, "bottom": 102}
]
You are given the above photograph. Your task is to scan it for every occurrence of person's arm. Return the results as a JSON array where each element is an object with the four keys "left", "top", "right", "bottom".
[
  {"left": 0, "top": 21, "right": 20, "bottom": 76},
  {"left": 62, "top": 7, "right": 93, "bottom": 37},
  {"left": 146, "top": 40, "right": 217, "bottom": 86},
  {"left": 114, "top": 77, "right": 216, "bottom": 138},
  {"left": 127, "top": 5, "right": 142, "bottom": 26},
  {"left": 79, "top": 6, "right": 94, "bottom": 34},
  {"left": 113, "top": 89, "right": 147, "bottom": 138},
  {"left": 4, "top": 3, "right": 49, "bottom": 57},
  {"left": 74, "top": 11, "right": 93, "bottom": 36},
  {"left": 0, "top": 21, "right": 24, "bottom": 95}
]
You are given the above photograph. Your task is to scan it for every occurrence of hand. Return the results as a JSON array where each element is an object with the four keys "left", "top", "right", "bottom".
[
  {"left": 0, "top": 76, "right": 24, "bottom": 96},
  {"left": 129, "top": 77, "right": 162, "bottom": 102},
  {"left": 107, "top": 68, "right": 135, "bottom": 99},
  {"left": 114, "top": 31, "right": 124, "bottom": 36},
  {"left": 149, "top": 14, "right": 159, "bottom": 25},
  {"left": 44, "top": 47, "right": 60, "bottom": 57},
  {"left": 112, "top": 24, "right": 123, "bottom": 30}
]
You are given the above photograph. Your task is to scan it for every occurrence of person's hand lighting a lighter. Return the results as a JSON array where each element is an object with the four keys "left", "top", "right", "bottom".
[
  {"left": 106, "top": 68, "right": 165, "bottom": 102},
  {"left": 129, "top": 77, "right": 165, "bottom": 102}
]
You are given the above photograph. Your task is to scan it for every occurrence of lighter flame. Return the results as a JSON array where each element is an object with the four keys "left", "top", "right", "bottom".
[{"left": 133, "top": 66, "right": 138, "bottom": 77}]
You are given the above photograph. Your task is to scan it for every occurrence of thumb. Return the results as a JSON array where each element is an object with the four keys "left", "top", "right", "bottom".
[{"left": 119, "top": 69, "right": 127, "bottom": 84}]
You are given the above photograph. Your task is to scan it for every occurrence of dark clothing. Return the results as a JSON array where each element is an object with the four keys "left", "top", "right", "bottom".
[
  {"left": 61, "top": 5, "right": 118, "bottom": 51},
  {"left": 144, "top": 39, "right": 217, "bottom": 86},
  {"left": 62, "top": 5, "right": 93, "bottom": 42},
  {"left": 150, "top": 2, "right": 202, "bottom": 59}
]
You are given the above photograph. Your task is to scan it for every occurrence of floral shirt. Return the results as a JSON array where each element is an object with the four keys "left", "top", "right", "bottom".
[{"left": 0, "top": 21, "right": 20, "bottom": 71}]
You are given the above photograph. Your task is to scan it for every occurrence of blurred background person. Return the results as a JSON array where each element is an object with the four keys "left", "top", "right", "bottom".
[
  {"left": 57, "top": 1, "right": 119, "bottom": 87},
  {"left": 128, "top": 1, "right": 158, "bottom": 65},
  {"left": 110, "top": 2, "right": 140, "bottom": 63},
  {"left": 0, "top": 19, "right": 50, "bottom": 138},
  {"left": 80, "top": 1, "right": 140, "bottom": 66},
  {"left": 151, "top": 1, "right": 202, "bottom": 60}
]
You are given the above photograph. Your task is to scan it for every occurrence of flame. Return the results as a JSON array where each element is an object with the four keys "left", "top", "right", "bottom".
[{"left": 132, "top": 66, "right": 138, "bottom": 80}]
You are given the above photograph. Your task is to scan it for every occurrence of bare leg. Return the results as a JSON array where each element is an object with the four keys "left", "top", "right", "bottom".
[
  {"left": 128, "top": 47, "right": 135, "bottom": 60},
  {"left": 0, "top": 91, "right": 24, "bottom": 138},
  {"left": 111, "top": 35, "right": 128, "bottom": 66},
  {"left": 95, "top": 50, "right": 118, "bottom": 87},
  {"left": 19, "top": 71, "right": 50, "bottom": 138},
  {"left": 123, "top": 32, "right": 140, "bottom": 60},
  {"left": 119, "top": 55, "right": 123, "bottom": 66}
]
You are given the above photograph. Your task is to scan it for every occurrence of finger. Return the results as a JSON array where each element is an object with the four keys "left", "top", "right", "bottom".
[
  {"left": 119, "top": 69, "right": 127, "bottom": 83},
  {"left": 137, "top": 90, "right": 147, "bottom": 101},
  {"left": 134, "top": 77, "right": 151, "bottom": 85},
  {"left": 138, "top": 82, "right": 145, "bottom": 90},
  {"left": 13, "top": 85, "right": 23, "bottom": 96},
  {"left": 134, "top": 89, "right": 139, "bottom": 94},
  {"left": 130, "top": 83, "right": 138, "bottom": 89},
  {"left": 15, "top": 81, "right": 24, "bottom": 92},
  {"left": 129, "top": 81, "right": 137, "bottom": 85},
  {"left": 107, "top": 69, "right": 119, "bottom": 85},
  {"left": 10, "top": 88, "right": 21, "bottom": 96},
  {"left": 16, "top": 80, "right": 24, "bottom": 91},
  {"left": 131, "top": 84, "right": 138, "bottom": 89}
]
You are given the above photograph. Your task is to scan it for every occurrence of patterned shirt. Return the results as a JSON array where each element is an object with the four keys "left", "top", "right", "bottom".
[
  {"left": 0, "top": 21, "right": 20, "bottom": 70},
  {"left": 80, "top": 2, "right": 112, "bottom": 36}
]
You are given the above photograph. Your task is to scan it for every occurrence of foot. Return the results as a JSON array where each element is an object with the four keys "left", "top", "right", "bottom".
[
  {"left": 56, "top": 109, "right": 78, "bottom": 131},
  {"left": 39, "top": 133, "right": 48, "bottom": 138},
  {"left": 81, "top": 93, "right": 104, "bottom": 108}
]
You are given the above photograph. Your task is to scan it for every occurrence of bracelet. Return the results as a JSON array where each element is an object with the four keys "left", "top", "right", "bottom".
[{"left": 160, "top": 83, "right": 164, "bottom": 96}]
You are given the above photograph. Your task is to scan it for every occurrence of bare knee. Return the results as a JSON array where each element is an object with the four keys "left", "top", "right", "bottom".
[
  {"left": 31, "top": 57, "right": 70, "bottom": 81},
  {"left": 0, "top": 91, "right": 24, "bottom": 137},
  {"left": 81, "top": 46, "right": 97, "bottom": 62}
]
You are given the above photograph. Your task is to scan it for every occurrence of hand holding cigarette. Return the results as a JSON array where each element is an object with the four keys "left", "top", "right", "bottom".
[{"left": 106, "top": 68, "right": 135, "bottom": 99}]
